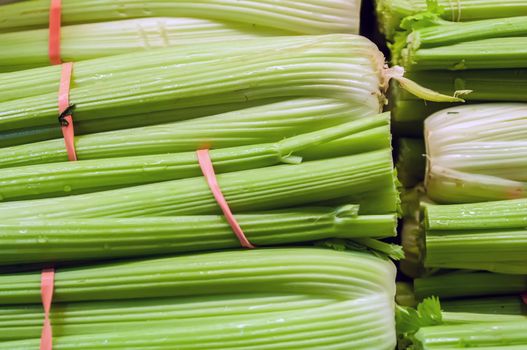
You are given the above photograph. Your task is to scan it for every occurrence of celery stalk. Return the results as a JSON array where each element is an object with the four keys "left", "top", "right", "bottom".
[
  {"left": 414, "top": 272, "right": 527, "bottom": 300},
  {"left": 413, "top": 321, "right": 527, "bottom": 349},
  {"left": 0, "top": 149, "right": 397, "bottom": 218},
  {"left": 0, "top": 116, "right": 390, "bottom": 200},
  {"left": 422, "top": 199, "right": 527, "bottom": 274},
  {"left": 375, "top": 0, "right": 527, "bottom": 38},
  {"left": 0, "top": 98, "right": 378, "bottom": 164},
  {"left": 441, "top": 296, "right": 527, "bottom": 315},
  {"left": 0, "top": 206, "right": 396, "bottom": 265}
]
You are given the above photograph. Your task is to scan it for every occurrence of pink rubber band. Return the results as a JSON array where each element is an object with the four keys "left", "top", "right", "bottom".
[
  {"left": 58, "top": 62, "right": 77, "bottom": 161},
  {"left": 40, "top": 268, "right": 55, "bottom": 350},
  {"left": 48, "top": 0, "right": 62, "bottom": 65},
  {"left": 196, "top": 149, "right": 254, "bottom": 249}
]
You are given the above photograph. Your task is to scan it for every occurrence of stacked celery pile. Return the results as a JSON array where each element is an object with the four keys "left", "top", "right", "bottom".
[
  {"left": 396, "top": 91, "right": 527, "bottom": 350},
  {"left": 378, "top": 1, "right": 527, "bottom": 348},
  {"left": 0, "top": 1, "right": 408, "bottom": 347},
  {"left": 0, "top": 0, "right": 363, "bottom": 71}
]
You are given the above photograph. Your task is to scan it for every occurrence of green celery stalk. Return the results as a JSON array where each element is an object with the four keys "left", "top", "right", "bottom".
[
  {"left": 404, "top": 16, "right": 527, "bottom": 48},
  {"left": 441, "top": 312, "right": 527, "bottom": 325},
  {"left": 0, "top": 98, "right": 379, "bottom": 164},
  {"left": 0, "top": 205, "right": 396, "bottom": 265},
  {"left": 413, "top": 321, "right": 527, "bottom": 349},
  {"left": 0, "top": 149, "right": 397, "bottom": 219},
  {"left": 400, "top": 70, "right": 527, "bottom": 102},
  {"left": 0, "top": 0, "right": 362, "bottom": 35},
  {"left": 414, "top": 272, "right": 527, "bottom": 300},
  {"left": 425, "top": 198, "right": 527, "bottom": 232},
  {"left": 399, "top": 37, "right": 527, "bottom": 71},
  {"left": 423, "top": 199, "right": 527, "bottom": 274},
  {"left": 441, "top": 296, "right": 527, "bottom": 315},
  {"left": 0, "top": 115, "right": 389, "bottom": 200}
]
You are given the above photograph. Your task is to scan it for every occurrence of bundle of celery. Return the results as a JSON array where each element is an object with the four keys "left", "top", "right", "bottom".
[
  {"left": 0, "top": 0, "right": 363, "bottom": 34},
  {"left": 388, "top": 11, "right": 527, "bottom": 132},
  {"left": 0, "top": 6, "right": 370, "bottom": 72},
  {"left": 376, "top": 0, "right": 527, "bottom": 39},
  {"left": 425, "top": 104, "right": 527, "bottom": 203},
  {"left": 0, "top": 34, "right": 387, "bottom": 146},
  {"left": 397, "top": 297, "right": 527, "bottom": 350},
  {"left": 0, "top": 248, "right": 398, "bottom": 350}
]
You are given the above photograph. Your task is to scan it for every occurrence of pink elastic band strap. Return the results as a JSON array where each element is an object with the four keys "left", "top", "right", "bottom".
[
  {"left": 196, "top": 149, "right": 254, "bottom": 249},
  {"left": 58, "top": 62, "right": 77, "bottom": 161},
  {"left": 40, "top": 268, "right": 55, "bottom": 350},
  {"left": 522, "top": 293, "right": 527, "bottom": 305},
  {"left": 48, "top": 0, "right": 62, "bottom": 65}
]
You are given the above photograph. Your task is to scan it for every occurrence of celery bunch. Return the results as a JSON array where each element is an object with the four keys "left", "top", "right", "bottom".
[
  {"left": 388, "top": 9, "right": 527, "bottom": 131},
  {"left": 0, "top": 248, "right": 398, "bottom": 350},
  {"left": 0, "top": 34, "right": 386, "bottom": 146}
]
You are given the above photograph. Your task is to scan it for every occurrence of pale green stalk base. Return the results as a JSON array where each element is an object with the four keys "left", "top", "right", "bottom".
[{"left": 425, "top": 103, "right": 527, "bottom": 203}]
